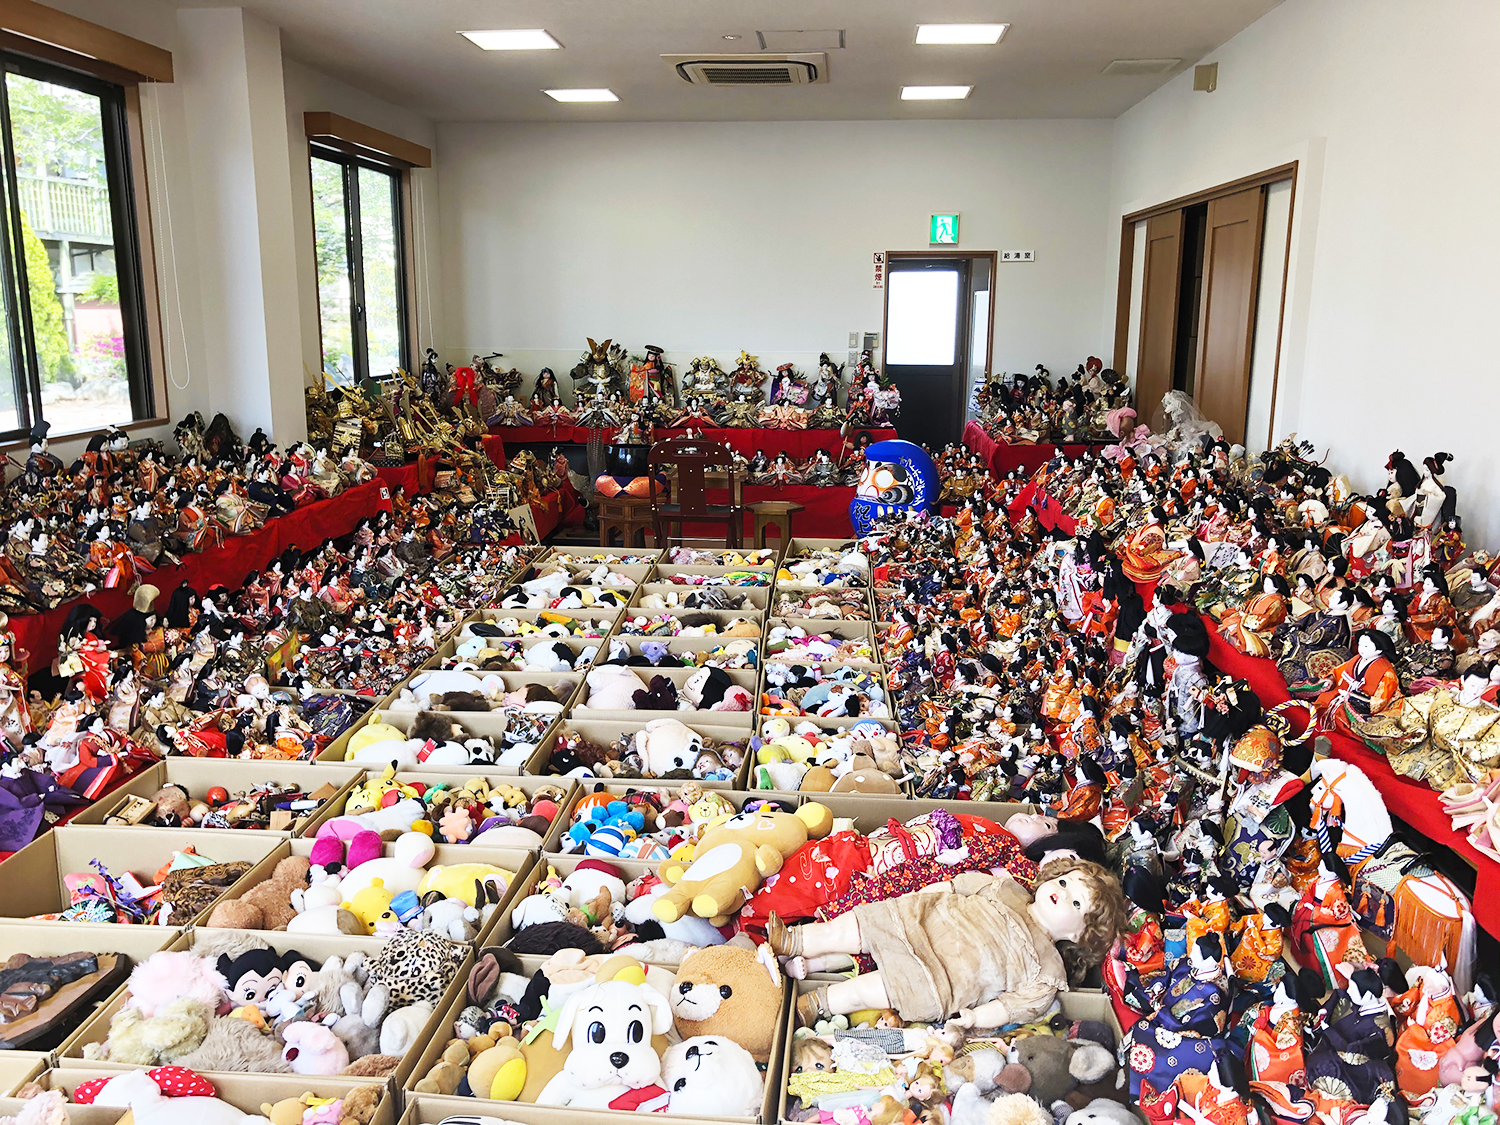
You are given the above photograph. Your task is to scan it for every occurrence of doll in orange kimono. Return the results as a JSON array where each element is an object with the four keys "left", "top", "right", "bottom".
[
  {"left": 1219, "top": 574, "right": 1290, "bottom": 658},
  {"left": 1315, "top": 627, "right": 1402, "bottom": 736},
  {"left": 1119, "top": 506, "right": 1184, "bottom": 584},
  {"left": 1407, "top": 563, "right": 1461, "bottom": 645},
  {"left": 1392, "top": 964, "right": 1462, "bottom": 1103}
]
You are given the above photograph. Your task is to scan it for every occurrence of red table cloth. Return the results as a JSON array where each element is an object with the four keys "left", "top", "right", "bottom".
[
  {"left": 488, "top": 426, "right": 896, "bottom": 463},
  {"left": 1005, "top": 482, "right": 1500, "bottom": 940},
  {"left": 961, "top": 421, "right": 1104, "bottom": 477},
  {"left": 11, "top": 475, "right": 407, "bottom": 676}
]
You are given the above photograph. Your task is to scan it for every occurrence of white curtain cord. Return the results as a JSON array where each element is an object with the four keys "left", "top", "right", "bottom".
[{"left": 145, "top": 84, "right": 191, "bottom": 393}]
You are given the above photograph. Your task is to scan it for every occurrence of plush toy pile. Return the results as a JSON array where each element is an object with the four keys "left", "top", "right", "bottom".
[
  {"left": 544, "top": 718, "right": 749, "bottom": 782},
  {"left": 81, "top": 934, "right": 462, "bottom": 1076},
  {"left": 105, "top": 778, "right": 344, "bottom": 832},
  {"left": 27, "top": 846, "right": 256, "bottom": 926}
]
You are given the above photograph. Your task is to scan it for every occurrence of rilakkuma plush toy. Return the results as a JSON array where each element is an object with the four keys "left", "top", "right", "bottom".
[
  {"left": 582, "top": 665, "right": 645, "bottom": 710},
  {"left": 653, "top": 803, "right": 834, "bottom": 925},
  {"left": 635, "top": 717, "right": 705, "bottom": 776},
  {"left": 203, "top": 855, "right": 310, "bottom": 931},
  {"left": 536, "top": 977, "right": 675, "bottom": 1109},
  {"left": 663, "top": 1035, "right": 764, "bottom": 1117},
  {"left": 681, "top": 667, "right": 752, "bottom": 711},
  {"left": 77, "top": 1067, "right": 270, "bottom": 1125},
  {"left": 669, "top": 942, "right": 783, "bottom": 1062}
]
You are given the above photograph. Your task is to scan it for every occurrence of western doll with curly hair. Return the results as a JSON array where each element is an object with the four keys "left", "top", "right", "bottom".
[{"left": 769, "top": 858, "right": 1127, "bottom": 1028}]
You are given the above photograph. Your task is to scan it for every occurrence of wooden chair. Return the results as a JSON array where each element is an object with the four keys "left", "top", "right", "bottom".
[{"left": 647, "top": 437, "right": 743, "bottom": 548}]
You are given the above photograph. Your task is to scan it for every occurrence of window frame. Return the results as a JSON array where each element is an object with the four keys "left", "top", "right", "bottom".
[
  {"left": 0, "top": 48, "right": 156, "bottom": 441},
  {"left": 309, "top": 142, "right": 410, "bottom": 384}
]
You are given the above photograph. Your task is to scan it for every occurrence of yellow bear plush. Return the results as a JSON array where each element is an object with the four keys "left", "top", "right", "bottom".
[{"left": 653, "top": 803, "right": 832, "bottom": 925}]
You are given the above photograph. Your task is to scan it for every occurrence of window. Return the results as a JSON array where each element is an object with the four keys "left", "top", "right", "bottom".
[
  {"left": 310, "top": 145, "right": 408, "bottom": 382},
  {"left": 0, "top": 52, "right": 153, "bottom": 438}
]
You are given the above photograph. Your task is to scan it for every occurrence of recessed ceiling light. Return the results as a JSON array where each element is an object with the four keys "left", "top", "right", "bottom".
[
  {"left": 544, "top": 88, "right": 619, "bottom": 102},
  {"left": 901, "top": 85, "right": 972, "bottom": 100},
  {"left": 915, "top": 24, "right": 1008, "bottom": 45},
  {"left": 461, "top": 29, "right": 562, "bottom": 51}
]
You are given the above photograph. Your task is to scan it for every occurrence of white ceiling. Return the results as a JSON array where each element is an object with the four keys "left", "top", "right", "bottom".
[{"left": 170, "top": 0, "right": 1283, "bottom": 123}]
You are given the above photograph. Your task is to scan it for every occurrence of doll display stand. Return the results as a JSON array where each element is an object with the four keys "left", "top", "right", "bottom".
[
  {"left": 489, "top": 425, "right": 896, "bottom": 462},
  {"left": 961, "top": 420, "right": 1107, "bottom": 478}
]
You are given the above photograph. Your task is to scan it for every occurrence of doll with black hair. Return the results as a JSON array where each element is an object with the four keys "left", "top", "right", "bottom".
[
  {"left": 1218, "top": 573, "right": 1290, "bottom": 657},
  {"left": 1408, "top": 562, "right": 1459, "bottom": 644}
]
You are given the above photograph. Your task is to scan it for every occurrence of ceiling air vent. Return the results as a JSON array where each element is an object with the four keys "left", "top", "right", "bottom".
[
  {"left": 665, "top": 53, "right": 828, "bottom": 86},
  {"left": 1102, "top": 58, "right": 1181, "bottom": 76}
]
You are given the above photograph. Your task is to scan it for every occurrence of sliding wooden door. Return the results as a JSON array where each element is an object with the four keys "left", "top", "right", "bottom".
[
  {"left": 1134, "top": 211, "right": 1184, "bottom": 425},
  {"left": 1192, "top": 186, "right": 1266, "bottom": 446}
]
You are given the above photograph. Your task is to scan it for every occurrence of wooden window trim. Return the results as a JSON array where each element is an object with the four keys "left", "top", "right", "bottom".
[
  {"left": 125, "top": 83, "right": 170, "bottom": 427},
  {"left": 304, "top": 111, "right": 431, "bottom": 169},
  {"left": 1112, "top": 161, "right": 1298, "bottom": 448},
  {"left": 0, "top": 0, "right": 173, "bottom": 83}
]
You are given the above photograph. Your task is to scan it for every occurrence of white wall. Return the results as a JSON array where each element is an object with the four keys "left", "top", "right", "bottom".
[
  {"left": 282, "top": 59, "right": 443, "bottom": 382},
  {"left": 1107, "top": 0, "right": 1500, "bottom": 543},
  {"left": 437, "top": 119, "right": 1113, "bottom": 396}
]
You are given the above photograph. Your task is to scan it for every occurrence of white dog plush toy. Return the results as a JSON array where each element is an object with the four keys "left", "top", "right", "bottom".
[
  {"left": 536, "top": 976, "right": 675, "bottom": 1109},
  {"left": 663, "top": 1035, "right": 764, "bottom": 1116}
]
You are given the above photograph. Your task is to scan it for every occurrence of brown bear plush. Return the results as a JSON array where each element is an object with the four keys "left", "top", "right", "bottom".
[
  {"left": 669, "top": 941, "right": 784, "bottom": 1062},
  {"left": 204, "top": 855, "right": 309, "bottom": 931}
]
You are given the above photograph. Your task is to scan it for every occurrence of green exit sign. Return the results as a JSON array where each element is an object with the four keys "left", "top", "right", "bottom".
[{"left": 929, "top": 213, "right": 959, "bottom": 245}]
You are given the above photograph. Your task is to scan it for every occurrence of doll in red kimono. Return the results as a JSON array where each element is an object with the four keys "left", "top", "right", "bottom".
[{"left": 1315, "top": 627, "right": 1403, "bottom": 736}]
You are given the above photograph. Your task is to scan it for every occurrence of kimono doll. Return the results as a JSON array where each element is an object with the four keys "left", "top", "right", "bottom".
[
  {"left": 0, "top": 624, "right": 32, "bottom": 745},
  {"left": 1304, "top": 967, "right": 1399, "bottom": 1110},
  {"left": 771, "top": 857, "right": 1127, "bottom": 1028},
  {"left": 1275, "top": 586, "right": 1356, "bottom": 694},
  {"left": 1374, "top": 664, "right": 1500, "bottom": 791},
  {"left": 1119, "top": 506, "right": 1184, "bottom": 584},
  {"left": 1127, "top": 935, "right": 1232, "bottom": 1098},
  {"left": 1393, "top": 964, "right": 1462, "bottom": 1102},
  {"left": 1218, "top": 574, "right": 1291, "bottom": 656},
  {"left": 56, "top": 603, "right": 112, "bottom": 705},
  {"left": 1399, "top": 622, "right": 1457, "bottom": 690},
  {"left": 1316, "top": 628, "right": 1403, "bottom": 736},
  {"left": 1408, "top": 564, "right": 1461, "bottom": 645}
]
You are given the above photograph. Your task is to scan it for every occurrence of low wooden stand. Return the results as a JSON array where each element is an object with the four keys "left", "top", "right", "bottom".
[
  {"left": 598, "top": 494, "right": 654, "bottom": 548},
  {"left": 750, "top": 500, "right": 804, "bottom": 549}
]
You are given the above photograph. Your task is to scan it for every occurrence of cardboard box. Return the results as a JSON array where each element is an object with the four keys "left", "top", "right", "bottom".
[
  {"left": 401, "top": 1095, "right": 771, "bottom": 1125},
  {"left": 466, "top": 605, "right": 621, "bottom": 636},
  {"left": 0, "top": 826, "right": 283, "bottom": 930},
  {"left": 318, "top": 705, "right": 566, "bottom": 777},
  {"left": 200, "top": 837, "right": 536, "bottom": 947},
  {"left": 381, "top": 669, "right": 584, "bottom": 715},
  {"left": 573, "top": 666, "right": 758, "bottom": 727},
  {"left": 617, "top": 606, "right": 763, "bottom": 639},
  {"left": 541, "top": 546, "right": 663, "bottom": 568},
  {"left": 0, "top": 1054, "right": 46, "bottom": 1097},
  {"left": 632, "top": 580, "right": 771, "bottom": 612},
  {"left": 402, "top": 951, "right": 788, "bottom": 1122},
  {"left": 777, "top": 983, "right": 1118, "bottom": 1123},
  {"left": 527, "top": 717, "right": 753, "bottom": 789},
  {"left": 17, "top": 1066, "right": 398, "bottom": 1124},
  {"left": 544, "top": 782, "right": 783, "bottom": 859},
  {"left": 58, "top": 928, "right": 472, "bottom": 1087},
  {"left": 317, "top": 773, "right": 577, "bottom": 852},
  {"left": 69, "top": 760, "right": 362, "bottom": 836},
  {"left": 765, "top": 619, "right": 878, "bottom": 666},
  {"left": 596, "top": 633, "right": 763, "bottom": 670}
]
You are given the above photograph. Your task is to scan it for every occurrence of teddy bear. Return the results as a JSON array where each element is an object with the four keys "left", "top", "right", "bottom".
[
  {"left": 669, "top": 942, "right": 783, "bottom": 1062},
  {"left": 204, "top": 855, "right": 310, "bottom": 931},
  {"left": 653, "top": 803, "right": 833, "bottom": 925}
]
